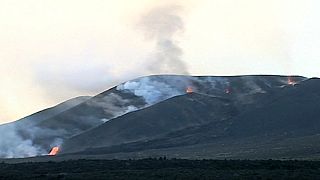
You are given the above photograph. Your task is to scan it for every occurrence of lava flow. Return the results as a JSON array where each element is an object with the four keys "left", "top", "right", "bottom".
[
  {"left": 186, "top": 87, "right": 194, "bottom": 94},
  {"left": 49, "top": 147, "right": 60, "bottom": 156}
]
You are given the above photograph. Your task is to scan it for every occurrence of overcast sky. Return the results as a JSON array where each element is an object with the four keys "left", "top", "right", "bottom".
[{"left": 1, "top": 0, "right": 320, "bottom": 124}]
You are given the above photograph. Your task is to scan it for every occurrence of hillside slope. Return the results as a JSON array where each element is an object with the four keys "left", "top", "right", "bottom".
[
  {"left": 60, "top": 75, "right": 307, "bottom": 155},
  {"left": 61, "top": 93, "right": 238, "bottom": 153},
  {"left": 0, "top": 75, "right": 307, "bottom": 158},
  {"left": 68, "top": 78, "right": 320, "bottom": 160}
]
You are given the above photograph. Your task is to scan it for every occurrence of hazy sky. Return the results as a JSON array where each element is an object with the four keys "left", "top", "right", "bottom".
[{"left": 1, "top": 0, "right": 320, "bottom": 124}]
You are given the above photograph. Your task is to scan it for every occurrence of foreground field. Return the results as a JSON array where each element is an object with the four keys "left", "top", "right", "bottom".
[{"left": 1, "top": 159, "right": 320, "bottom": 179}]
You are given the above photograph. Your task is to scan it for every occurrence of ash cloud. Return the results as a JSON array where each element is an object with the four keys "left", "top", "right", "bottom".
[{"left": 139, "top": 4, "right": 188, "bottom": 75}]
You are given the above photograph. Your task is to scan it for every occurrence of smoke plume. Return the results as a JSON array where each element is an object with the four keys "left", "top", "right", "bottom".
[
  {"left": 139, "top": 4, "right": 188, "bottom": 75},
  {"left": 0, "top": 122, "right": 69, "bottom": 158},
  {"left": 0, "top": 4, "right": 193, "bottom": 158},
  {"left": 86, "top": 93, "right": 140, "bottom": 122},
  {"left": 117, "top": 75, "right": 193, "bottom": 104},
  {"left": 0, "top": 125, "right": 46, "bottom": 158}
]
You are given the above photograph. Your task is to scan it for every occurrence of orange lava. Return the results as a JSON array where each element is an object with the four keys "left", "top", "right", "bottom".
[
  {"left": 225, "top": 88, "right": 231, "bottom": 94},
  {"left": 49, "top": 147, "right": 60, "bottom": 156},
  {"left": 186, "top": 87, "right": 194, "bottom": 93},
  {"left": 287, "top": 77, "right": 297, "bottom": 86}
]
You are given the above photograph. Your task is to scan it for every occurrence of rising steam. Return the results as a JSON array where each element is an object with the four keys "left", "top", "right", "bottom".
[{"left": 139, "top": 4, "right": 188, "bottom": 75}]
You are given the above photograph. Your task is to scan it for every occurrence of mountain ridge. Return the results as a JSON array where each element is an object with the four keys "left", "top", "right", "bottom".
[{"left": 0, "top": 75, "right": 310, "bottom": 158}]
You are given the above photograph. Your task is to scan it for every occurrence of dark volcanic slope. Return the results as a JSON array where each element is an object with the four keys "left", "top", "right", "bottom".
[
  {"left": 0, "top": 75, "right": 307, "bottom": 158},
  {"left": 61, "top": 93, "right": 238, "bottom": 153},
  {"left": 229, "top": 78, "right": 320, "bottom": 137},
  {"left": 33, "top": 87, "right": 146, "bottom": 136},
  {"left": 21, "top": 87, "right": 147, "bottom": 152},
  {"left": 61, "top": 75, "right": 307, "bottom": 155},
  {"left": 1, "top": 87, "right": 146, "bottom": 158},
  {"left": 0, "top": 96, "right": 91, "bottom": 158},
  {"left": 71, "top": 78, "right": 320, "bottom": 159}
]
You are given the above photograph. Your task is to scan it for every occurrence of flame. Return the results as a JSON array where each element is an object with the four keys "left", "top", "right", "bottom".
[
  {"left": 287, "top": 77, "right": 297, "bottom": 86},
  {"left": 49, "top": 147, "right": 60, "bottom": 156},
  {"left": 186, "top": 87, "right": 193, "bottom": 93}
]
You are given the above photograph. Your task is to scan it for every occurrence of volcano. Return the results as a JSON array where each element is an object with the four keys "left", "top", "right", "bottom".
[
  {"left": 3, "top": 75, "right": 319, "bottom": 160},
  {"left": 58, "top": 77, "right": 320, "bottom": 160}
]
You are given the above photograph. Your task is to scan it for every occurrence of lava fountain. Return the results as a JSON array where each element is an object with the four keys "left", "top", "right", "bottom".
[
  {"left": 225, "top": 88, "right": 231, "bottom": 94},
  {"left": 49, "top": 147, "right": 60, "bottom": 156},
  {"left": 287, "top": 76, "right": 297, "bottom": 86},
  {"left": 186, "top": 87, "right": 194, "bottom": 94}
]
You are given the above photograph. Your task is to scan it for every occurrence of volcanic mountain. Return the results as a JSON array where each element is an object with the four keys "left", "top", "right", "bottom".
[
  {"left": 58, "top": 75, "right": 320, "bottom": 160},
  {"left": 1, "top": 75, "right": 313, "bottom": 159},
  {"left": 0, "top": 85, "right": 146, "bottom": 158},
  {"left": 67, "top": 78, "right": 320, "bottom": 160}
]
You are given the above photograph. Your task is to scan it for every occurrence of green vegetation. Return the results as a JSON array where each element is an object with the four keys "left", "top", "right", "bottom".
[{"left": 1, "top": 158, "right": 320, "bottom": 179}]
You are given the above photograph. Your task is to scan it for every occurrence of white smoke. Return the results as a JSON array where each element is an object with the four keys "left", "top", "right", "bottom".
[
  {"left": 243, "top": 77, "right": 267, "bottom": 94},
  {"left": 0, "top": 96, "right": 93, "bottom": 158},
  {"left": 87, "top": 93, "right": 140, "bottom": 121},
  {"left": 115, "top": 76, "right": 242, "bottom": 105},
  {"left": 117, "top": 76, "right": 193, "bottom": 104},
  {"left": 0, "top": 122, "right": 70, "bottom": 158},
  {"left": 139, "top": 4, "right": 188, "bottom": 74},
  {"left": 100, "top": 118, "right": 109, "bottom": 123},
  {"left": 0, "top": 125, "right": 46, "bottom": 158},
  {"left": 32, "top": 3, "right": 189, "bottom": 103},
  {"left": 0, "top": 4, "right": 193, "bottom": 158}
]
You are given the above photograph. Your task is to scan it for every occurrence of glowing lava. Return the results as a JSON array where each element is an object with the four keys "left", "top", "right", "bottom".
[
  {"left": 225, "top": 88, "right": 231, "bottom": 94},
  {"left": 186, "top": 87, "right": 193, "bottom": 93},
  {"left": 49, "top": 147, "right": 60, "bottom": 156},
  {"left": 287, "top": 77, "right": 297, "bottom": 86}
]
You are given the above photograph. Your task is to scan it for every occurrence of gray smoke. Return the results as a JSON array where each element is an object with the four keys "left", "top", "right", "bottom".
[
  {"left": 0, "top": 125, "right": 46, "bottom": 158},
  {"left": 0, "top": 123, "right": 67, "bottom": 158},
  {"left": 117, "top": 75, "right": 193, "bottom": 104},
  {"left": 86, "top": 93, "right": 139, "bottom": 122},
  {"left": 139, "top": 4, "right": 188, "bottom": 74},
  {"left": 116, "top": 76, "right": 233, "bottom": 106},
  {"left": 0, "top": 96, "right": 92, "bottom": 158}
]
